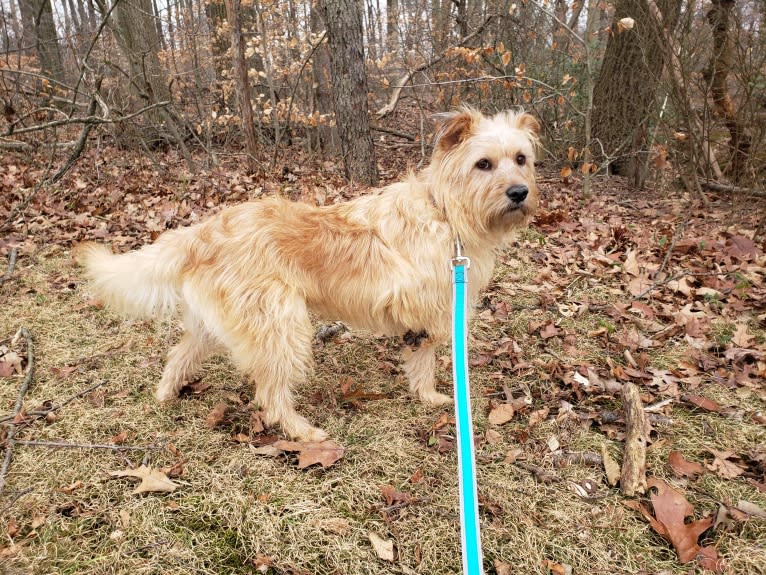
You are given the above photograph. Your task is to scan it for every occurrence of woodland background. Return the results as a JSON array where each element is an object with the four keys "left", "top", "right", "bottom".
[
  {"left": 0, "top": 0, "right": 764, "bottom": 194},
  {"left": 0, "top": 0, "right": 765, "bottom": 574}
]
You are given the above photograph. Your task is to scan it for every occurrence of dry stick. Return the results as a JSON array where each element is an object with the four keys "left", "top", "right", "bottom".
[
  {"left": 0, "top": 487, "right": 34, "bottom": 517},
  {"left": 0, "top": 247, "right": 18, "bottom": 286},
  {"left": 515, "top": 462, "right": 561, "bottom": 484},
  {"left": 0, "top": 328, "right": 34, "bottom": 498},
  {"left": 632, "top": 270, "right": 721, "bottom": 301},
  {"left": 620, "top": 383, "right": 647, "bottom": 497},
  {"left": 0, "top": 380, "right": 108, "bottom": 425},
  {"left": 14, "top": 440, "right": 161, "bottom": 451}
]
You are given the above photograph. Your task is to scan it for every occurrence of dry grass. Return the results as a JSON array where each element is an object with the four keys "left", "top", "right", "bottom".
[{"left": 0, "top": 237, "right": 764, "bottom": 575}]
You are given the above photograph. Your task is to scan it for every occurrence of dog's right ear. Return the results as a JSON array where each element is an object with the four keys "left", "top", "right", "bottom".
[{"left": 433, "top": 108, "right": 478, "bottom": 153}]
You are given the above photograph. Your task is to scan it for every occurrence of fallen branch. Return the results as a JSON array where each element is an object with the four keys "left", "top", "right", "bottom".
[
  {"left": 0, "top": 328, "right": 35, "bottom": 497},
  {"left": 701, "top": 179, "right": 766, "bottom": 198},
  {"left": 515, "top": 462, "right": 561, "bottom": 484},
  {"left": 620, "top": 383, "right": 647, "bottom": 496},
  {"left": 14, "top": 440, "right": 161, "bottom": 451},
  {"left": 0, "top": 486, "right": 33, "bottom": 516},
  {"left": 0, "top": 248, "right": 18, "bottom": 286},
  {"left": 2, "top": 100, "right": 171, "bottom": 138},
  {"left": 371, "top": 125, "right": 416, "bottom": 141},
  {"left": 0, "top": 380, "right": 108, "bottom": 425}
]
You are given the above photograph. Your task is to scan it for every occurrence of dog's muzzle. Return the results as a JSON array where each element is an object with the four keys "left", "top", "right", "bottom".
[{"left": 505, "top": 185, "right": 529, "bottom": 207}]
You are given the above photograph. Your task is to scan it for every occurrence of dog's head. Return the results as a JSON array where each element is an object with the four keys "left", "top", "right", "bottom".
[{"left": 428, "top": 107, "right": 540, "bottom": 245}]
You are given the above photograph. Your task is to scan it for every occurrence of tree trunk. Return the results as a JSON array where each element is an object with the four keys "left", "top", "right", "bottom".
[
  {"left": 310, "top": 3, "right": 337, "bottom": 155},
  {"left": 386, "top": 0, "right": 398, "bottom": 51},
  {"left": 319, "top": 0, "right": 378, "bottom": 186},
  {"left": 591, "top": 0, "right": 682, "bottom": 187},
  {"left": 18, "top": 0, "right": 66, "bottom": 84},
  {"left": 705, "top": 0, "right": 750, "bottom": 180},
  {"left": 223, "top": 0, "right": 260, "bottom": 172}
]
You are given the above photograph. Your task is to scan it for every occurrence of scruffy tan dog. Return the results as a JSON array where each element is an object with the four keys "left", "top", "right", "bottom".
[{"left": 77, "top": 108, "right": 539, "bottom": 442}]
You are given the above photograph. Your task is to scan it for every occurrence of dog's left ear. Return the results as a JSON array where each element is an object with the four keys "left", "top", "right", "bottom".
[
  {"left": 433, "top": 108, "right": 479, "bottom": 153},
  {"left": 517, "top": 113, "right": 541, "bottom": 137}
]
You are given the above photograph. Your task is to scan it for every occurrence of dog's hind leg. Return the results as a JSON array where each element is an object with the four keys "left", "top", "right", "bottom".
[
  {"left": 402, "top": 341, "right": 452, "bottom": 406},
  {"left": 156, "top": 309, "right": 218, "bottom": 401},
  {"left": 229, "top": 290, "right": 327, "bottom": 442}
]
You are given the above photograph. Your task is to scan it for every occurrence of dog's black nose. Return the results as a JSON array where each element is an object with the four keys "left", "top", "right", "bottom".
[{"left": 506, "top": 185, "right": 529, "bottom": 204}]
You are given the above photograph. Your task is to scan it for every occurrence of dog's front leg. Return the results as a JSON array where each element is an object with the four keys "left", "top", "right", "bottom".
[{"left": 401, "top": 338, "right": 452, "bottom": 406}]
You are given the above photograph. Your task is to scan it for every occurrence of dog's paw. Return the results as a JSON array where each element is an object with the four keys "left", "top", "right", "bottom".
[
  {"left": 296, "top": 426, "right": 329, "bottom": 443},
  {"left": 154, "top": 387, "right": 179, "bottom": 402},
  {"left": 419, "top": 390, "right": 453, "bottom": 406}
]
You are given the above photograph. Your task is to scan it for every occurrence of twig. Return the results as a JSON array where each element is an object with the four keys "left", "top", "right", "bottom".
[
  {"left": 0, "top": 487, "right": 34, "bottom": 516},
  {"left": 552, "top": 450, "right": 603, "bottom": 467},
  {"left": 122, "top": 540, "right": 171, "bottom": 556},
  {"left": 0, "top": 328, "right": 35, "bottom": 497},
  {"left": 0, "top": 380, "right": 108, "bottom": 425},
  {"left": 632, "top": 270, "right": 722, "bottom": 300},
  {"left": 515, "top": 462, "right": 561, "bottom": 484},
  {"left": 14, "top": 440, "right": 161, "bottom": 451},
  {"left": 0, "top": 248, "right": 18, "bottom": 286},
  {"left": 653, "top": 218, "right": 688, "bottom": 282}
]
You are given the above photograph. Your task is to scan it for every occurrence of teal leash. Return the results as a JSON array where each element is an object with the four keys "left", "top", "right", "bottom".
[{"left": 451, "top": 241, "right": 484, "bottom": 575}]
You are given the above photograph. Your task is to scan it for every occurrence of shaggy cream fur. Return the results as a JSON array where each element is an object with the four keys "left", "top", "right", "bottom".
[{"left": 76, "top": 108, "right": 540, "bottom": 441}]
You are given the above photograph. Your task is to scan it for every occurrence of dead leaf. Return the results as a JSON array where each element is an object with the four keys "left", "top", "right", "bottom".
[
  {"left": 539, "top": 322, "right": 560, "bottom": 339},
  {"left": 668, "top": 451, "right": 706, "bottom": 480},
  {"left": 623, "top": 249, "right": 640, "bottom": 276},
  {"left": 205, "top": 402, "right": 230, "bottom": 429},
  {"left": 368, "top": 532, "right": 394, "bottom": 561},
  {"left": 731, "top": 323, "right": 753, "bottom": 348},
  {"left": 111, "top": 431, "right": 128, "bottom": 445},
  {"left": 271, "top": 440, "right": 345, "bottom": 469},
  {"left": 528, "top": 407, "right": 549, "bottom": 427},
  {"left": 313, "top": 517, "right": 350, "bottom": 536},
  {"left": 249, "top": 410, "right": 266, "bottom": 434},
  {"left": 645, "top": 477, "right": 724, "bottom": 571},
  {"left": 494, "top": 559, "right": 512, "bottom": 575},
  {"left": 681, "top": 394, "right": 722, "bottom": 413},
  {"left": 488, "top": 403, "right": 515, "bottom": 425},
  {"left": 109, "top": 465, "right": 179, "bottom": 494},
  {"left": 705, "top": 448, "right": 746, "bottom": 479},
  {"left": 380, "top": 485, "right": 412, "bottom": 506},
  {"left": 0, "top": 350, "right": 23, "bottom": 377},
  {"left": 601, "top": 443, "right": 621, "bottom": 486}
]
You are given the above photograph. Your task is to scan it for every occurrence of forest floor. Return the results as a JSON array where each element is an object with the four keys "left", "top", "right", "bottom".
[{"left": 0, "top": 132, "right": 765, "bottom": 575}]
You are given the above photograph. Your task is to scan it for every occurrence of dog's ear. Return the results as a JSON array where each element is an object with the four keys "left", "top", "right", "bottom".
[
  {"left": 517, "top": 113, "right": 541, "bottom": 137},
  {"left": 433, "top": 109, "right": 478, "bottom": 153}
]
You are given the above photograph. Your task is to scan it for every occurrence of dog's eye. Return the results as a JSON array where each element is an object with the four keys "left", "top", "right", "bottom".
[
  {"left": 516, "top": 154, "right": 527, "bottom": 166},
  {"left": 475, "top": 159, "right": 492, "bottom": 171}
]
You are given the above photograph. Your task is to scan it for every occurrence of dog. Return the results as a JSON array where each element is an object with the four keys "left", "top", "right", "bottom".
[{"left": 76, "top": 107, "right": 540, "bottom": 442}]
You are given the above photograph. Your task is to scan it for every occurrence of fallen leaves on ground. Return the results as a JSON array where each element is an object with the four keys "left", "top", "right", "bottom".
[
  {"left": 368, "top": 532, "right": 395, "bottom": 561},
  {"left": 668, "top": 450, "right": 706, "bottom": 479},
  {"left": 260, "top": 440, "right": 346, "bottom": 469},
  {"left": 109, "top": 465, "right": 179, "bottom": 494},
  {"left": 627, "top": 477, "right": 724, "bottom": 572}
]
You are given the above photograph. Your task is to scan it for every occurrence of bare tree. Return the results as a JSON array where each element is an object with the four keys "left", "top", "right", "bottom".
[
  {"left": 223, "top": 0, "right": 260, "bottom": 172},
  {"left": 705, "top": 0, "right": 751, "bottom": 180},
  {"left": 591, "top": 0, "right": 682, "bottom": 187},
  {"left": 18, "top": 0, "right": 66, "bottom": 84},
  {"left": 318, "top": 0, "right": 378, "bottom": 186}
]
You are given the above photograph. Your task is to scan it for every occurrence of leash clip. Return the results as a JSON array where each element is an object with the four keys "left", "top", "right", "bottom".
[{"left": 451, "top": 239, "right": 471, "bottom": 270}]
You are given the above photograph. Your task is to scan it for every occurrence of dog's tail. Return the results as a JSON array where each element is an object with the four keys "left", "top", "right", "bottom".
[{"left": 75, "top": 236, "right": 186, "bottom": 319}]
